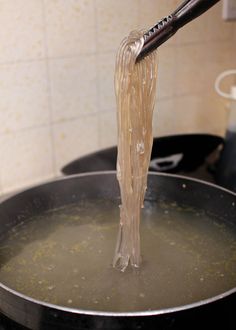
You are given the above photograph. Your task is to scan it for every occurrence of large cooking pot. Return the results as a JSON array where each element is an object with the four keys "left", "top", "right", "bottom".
[
  {"left": 0, "top": 172, "right": 235, "bottom": 330},
  {"left": 61, "top": 134, "right": 223, "bottom": 182}
]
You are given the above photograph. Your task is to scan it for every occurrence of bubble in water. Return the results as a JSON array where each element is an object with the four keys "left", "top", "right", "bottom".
[{"left": 47, "top": 285, "right": 55, "bottom": 291}]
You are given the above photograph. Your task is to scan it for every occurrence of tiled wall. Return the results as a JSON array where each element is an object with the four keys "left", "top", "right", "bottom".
[{"left": 0, "top": 0, "right": 235, "bottom": 194}]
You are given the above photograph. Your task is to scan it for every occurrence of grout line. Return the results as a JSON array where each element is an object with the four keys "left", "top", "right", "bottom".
[
  {"left": 0, "top": 123, "right": 52, "bottom": 138},
  {"left": 0, "top": 172, "right": 3, "bottom": 196},
  {"left": 0, "top": 111, "right": 117, "bottom": 138},
  {"left": 157, "top": 91, "right": 219, "bottom": 102},
  {"left": 0, "top": 88, "right": 218, "bottom": 138},
  {"left": 0, "top": 38, "right": 234, "bottom": 68},
  {"left": 97, "top": 108, "right": 116, "bottom": 115},
  {"left": 41, "top": 0, "right": 57, "bottom": 177},
  {"left": 52, "top": 112, "right": 106, "bottom": 126},
  {"left": 0, "top": 57, "right": 46, "bottom": 67},
  {"left": 46, "top": 49, "right": 116, "bottom": 60},
  {"left": 0, "top": 50, "right": 118, "bottom": 68},
  {"left": 137, "top": 0, "right": 142, "bottom": 28},
  {"left": 93, "top": 0, "right": 102, "bottom": 148}
]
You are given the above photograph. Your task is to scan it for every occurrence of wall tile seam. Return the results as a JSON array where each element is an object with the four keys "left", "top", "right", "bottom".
[
  {"left": 0, "top": 173, "right": 3, "bottom": 196},
  {"left": 0, "top": 46, "right": 130, "bottom": 67},
  {"left": 0, "top": 52, "right": 109, "bottom": 68},
  {"left": 137, "top": 0, "right": 142, "bottom": 28},
  {"left": 180, "top": 91, "right": 218, "bottom": 98},
  {"left": 51, "top": 108, "right": 105, "bottom": 121},
  {"left": 176, "top": 33, "right": 235, "bottom": 46},
  {"left": 173, "top": 89, "right": 219, "bottom": 98},
  {"left": 0, "top": 123, "right": 52, "bottom": 138},
  {"left": 51, "top": 112, "right": 103, "bottom": 126},
  {"left": 0, "top": 38, "right": 234, "bottom": 67},
  {"left": 39, "top": 0, "right": 56, "bottom": 176},
  {"left": 158, "top": 91, "right": 221, "bottom": 101},
  {"left": 96, "top": 105, "right": 116, "bottom": 113},
  {"left": 172, "top": 37, "right": 236, "bottom": 47},
  {"left": 0, "top": 58, "right": 48, "bottom": 68},
  {"left": 94, "top": 0, "right": 102, "bottom": 147},
  {"left": 98, "top": 108, "right": 117, "bottom": 115},
  {"left": 96, "top": 92, "right": 221, "bottom": 110}
]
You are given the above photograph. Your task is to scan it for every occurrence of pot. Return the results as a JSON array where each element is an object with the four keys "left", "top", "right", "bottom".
[
  {"left": 0, "top": 172, "right": 235, "bottom": 330},
  {"left": 61, "top": 134, "right": 223, "bottom": 183}
]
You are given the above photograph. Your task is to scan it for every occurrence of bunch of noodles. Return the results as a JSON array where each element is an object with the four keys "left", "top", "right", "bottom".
[{"left": 113, "top": 31, "right": 158, "bottom": 271}]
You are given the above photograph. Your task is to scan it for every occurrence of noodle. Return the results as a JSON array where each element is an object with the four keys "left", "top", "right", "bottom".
[{"left": 113, "top": 31, "right": 158, "bottom": 271}]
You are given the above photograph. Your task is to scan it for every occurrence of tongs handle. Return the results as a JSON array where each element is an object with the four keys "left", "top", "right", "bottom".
[
  {"left": 172, "top": 0, "right": 220, "bottom": 27},
  {"left": 137, "top": 0, "right": 220, "bottom": 62}
]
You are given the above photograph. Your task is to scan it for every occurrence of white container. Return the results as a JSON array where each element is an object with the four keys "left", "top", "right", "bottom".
[{"left": 215, "top": 70, "right": 236, "bottom": 191}]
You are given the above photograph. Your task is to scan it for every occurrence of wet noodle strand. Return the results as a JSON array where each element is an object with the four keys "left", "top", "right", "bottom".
[{"left": 113, "top": 31, "right": 158, "bottom": 271}]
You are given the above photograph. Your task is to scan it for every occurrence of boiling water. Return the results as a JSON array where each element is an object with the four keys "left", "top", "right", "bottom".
[{"left": 0, "top": 199, "right": 236, "bottom": 312}]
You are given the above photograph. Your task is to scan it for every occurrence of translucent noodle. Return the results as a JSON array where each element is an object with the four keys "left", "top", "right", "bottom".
[{"left": 113, "top": 31, "right": 158, "bottom": 271}]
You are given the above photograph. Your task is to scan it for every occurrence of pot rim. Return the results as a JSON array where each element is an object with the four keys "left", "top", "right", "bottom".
[{"left": 0, "top": 171, "right": 236, "bottom": 317}]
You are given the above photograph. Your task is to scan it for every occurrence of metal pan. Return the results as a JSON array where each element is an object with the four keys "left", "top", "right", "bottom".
[{"left": 0, "top": 172, "right": 235, "bottom": 330}]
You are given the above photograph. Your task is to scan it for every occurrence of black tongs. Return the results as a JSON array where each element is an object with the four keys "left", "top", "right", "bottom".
[{"left": 137, "top": 0, "right": 220, "bottom": 62}]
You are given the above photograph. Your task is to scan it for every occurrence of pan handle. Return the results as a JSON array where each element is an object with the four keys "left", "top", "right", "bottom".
[{"left": 149, "top": 153, "right": 183, "bottom": 171}]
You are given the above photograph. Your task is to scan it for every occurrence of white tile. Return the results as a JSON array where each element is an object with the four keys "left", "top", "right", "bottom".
[
  {"left": 193, "top": 42, "right": 236, "bottom": 96},
  {"left": 234, "top": 26, "right": 236, "bottom": 41},
  {"left": 97, "top": 52, "right": 116, "bottom": 112},
  {"left": 157, "top": 46, "right": 176, "bottom": 100},
  {"left": 175, "top": 44, "right": 210, "bottom": 97},
  {"left": 53, "top": 115, "right": 99, "bottom": 173},
  {"left": 172, "top": 95, "right": 203, "bottom": 134},
  {"left": 204, "top": 2, "right": 234, "bottom": 42},
  {"left": 211, "top": 41, "right": 236, "bottom": 69},
  {"left": 49, "top": 55, "right": 98, "bottom": 122},
  {"left": 96, "top": 0, "right": 139, "bottom": 52},
  {"left": 199, "top": 93, "right": 227, "bottom": 136},
  {"left": 153, "top": 99, "right": 174, "bottom": 137},
  {"left": 176, "top": 12, "right": 207, "bottom": 45},
  {"left": 0, "top": 178, "right": 3, "bottom": 196},
  {"left": 0, "top": 61, "right": 50, "bottom": 134},
  {"left": 44, "top": 0, "right": 96, "bottom": 57},
  {"left": 154, "top": 93, "right": 225, "bottom": 135},
  {"left": 153, "top": 95, "right": 208, "bottom": 137},
  {"left": 0, "top": 0, "right": 45, "bottom": 63},
  {"left": 0, "top": 127, "right": 54, "bottom": 193},
  {"left": 229, "top": 39, "right": 236, "bottom": 65},
  {"left": 207, "top": 41, "right": 234, "bottom": 64},
  {"left": 98, "top": 110, "right": 117, "bottom": 149},
  {"left": 139, "top": 0, "right": 179, "bottom": 25}
]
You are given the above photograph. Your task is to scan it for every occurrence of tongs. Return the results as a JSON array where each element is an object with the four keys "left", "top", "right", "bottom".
[{"left": 137, "top": 0, "right": 220, "bottom": 62}]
